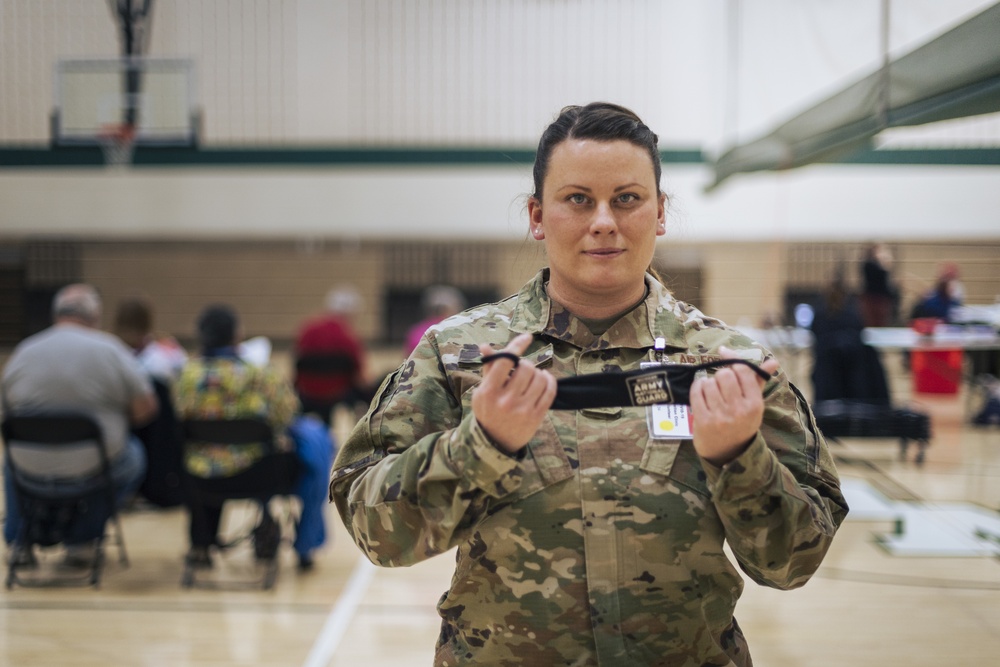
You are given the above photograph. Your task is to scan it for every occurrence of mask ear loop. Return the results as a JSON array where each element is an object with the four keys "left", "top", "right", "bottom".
[
  {"left": 484, "top": 352, "right": 771, "bottom": 381},
  {"left": 481, "top": 352, "right": 522, "bottom": 366},
  {"left": 693, "top": 358, "right": 773, "bottom": 382}
]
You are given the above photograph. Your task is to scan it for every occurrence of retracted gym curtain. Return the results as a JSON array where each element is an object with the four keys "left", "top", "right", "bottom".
[{"left": 707, "top": 2, "right": 1000, "bottom": 191}]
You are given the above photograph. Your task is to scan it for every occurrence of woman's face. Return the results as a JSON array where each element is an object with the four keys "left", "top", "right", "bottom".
[{"left": 528, "top": 138, "right": 666, "bottom": 311}]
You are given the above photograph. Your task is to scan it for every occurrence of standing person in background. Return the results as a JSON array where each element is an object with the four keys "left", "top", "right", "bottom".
[
  {"left": 330, "top": 102, "right": 847, "bottom": 666},
  {"left": 810, "top": 273, "right": 890, "bottom": 405},
  {"left": 293, "top": 286, "right": 367, "bottom": 427},
  {"left": 3, "top": 284, "right": 156, "bottom": 567},
  {"left": 859, "top": 242, "right": 898, "bottom": 327},
  {"left": 403, "top": 284, "right": 466, "bottom": 356}
]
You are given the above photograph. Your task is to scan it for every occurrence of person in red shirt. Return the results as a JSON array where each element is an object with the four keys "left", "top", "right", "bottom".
[{"left": 293, "top": 286, "right": 366, "bottom": 426}]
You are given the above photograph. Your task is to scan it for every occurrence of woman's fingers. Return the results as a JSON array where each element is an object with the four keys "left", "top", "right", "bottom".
[
  {"left": 473, "top": 333, "right": 553, "bottom": 452},
  {"left": 478, "top": 333, "right": 532, "bottom": 386},
  {"left": 719, "top": 345, "right": 779, "bottom": 391},
  {"left": 691, "top": 347, "right": 777, "bottom": 465}
]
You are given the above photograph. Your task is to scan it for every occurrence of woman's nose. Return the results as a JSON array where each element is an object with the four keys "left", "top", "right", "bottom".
[{"left": 590, "top": 203, "right": 617, "bottom": 233}]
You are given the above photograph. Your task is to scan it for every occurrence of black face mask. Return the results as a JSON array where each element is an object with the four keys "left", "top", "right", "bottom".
[{"left": 481, "top": 353, "right": 772, "bottom": 410}]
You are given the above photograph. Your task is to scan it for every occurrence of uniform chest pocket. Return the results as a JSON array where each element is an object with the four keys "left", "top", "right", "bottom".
[{"left": 639, "top": 439, "right": 710, "bottom": 498}]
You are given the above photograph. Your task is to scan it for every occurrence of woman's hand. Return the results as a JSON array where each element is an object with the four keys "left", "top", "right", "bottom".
[
  {"left": 689, "top": 346, "right": 780, "bottom": 467},
  {"left": 471, "top": 333, "right": 557, "bottom": 454}
]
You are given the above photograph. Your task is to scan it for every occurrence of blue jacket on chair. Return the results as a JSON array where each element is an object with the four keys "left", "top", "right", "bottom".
[{"left": 288, "top": 415, "right": 335, "bottom": 556}]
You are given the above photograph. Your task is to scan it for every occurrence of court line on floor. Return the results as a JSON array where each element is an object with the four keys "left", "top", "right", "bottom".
[{"left": 301, "top": 555, "right": 377, "bottom": 667}]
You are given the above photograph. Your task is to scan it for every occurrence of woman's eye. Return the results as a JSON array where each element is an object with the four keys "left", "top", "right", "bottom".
[
  {"left": 568, "top": 194, "right": 588, "bottom": 205},
  {"left": 617, "top": 193, "right": 639, "bottom": 204}
]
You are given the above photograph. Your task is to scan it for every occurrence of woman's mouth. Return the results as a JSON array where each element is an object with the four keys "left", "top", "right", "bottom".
[{"left": 585, "top": 248, "right": 624, "bottom": 258}]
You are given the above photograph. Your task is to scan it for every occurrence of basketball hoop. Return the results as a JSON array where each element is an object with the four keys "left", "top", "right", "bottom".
[{"left": 97, "top": 123, "right": 136, "bottom": 167}]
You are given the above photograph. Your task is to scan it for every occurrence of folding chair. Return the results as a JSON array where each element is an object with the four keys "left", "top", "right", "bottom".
[
  {"left": 134, "top": 378, "right": 185, "bottom": 508},
  {"left": 293, "top": 353, "right": 362, "bottom": 426},
  {"left": 2, "top": 413, "right": 128, "bottom": 589},
  {"left": 180, "top": 418, "right": 299, "bottom": 590},
  {"left": 814, "top": 399, "right": 932, "bottom": 464}
]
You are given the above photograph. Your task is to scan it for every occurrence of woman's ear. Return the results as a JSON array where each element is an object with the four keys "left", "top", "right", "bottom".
[
  {"left": 528, "top": 197, "right": 545, "bottom": 240},
  {"left": 656, "top": 192, "right": 667, "bottom": 237}
]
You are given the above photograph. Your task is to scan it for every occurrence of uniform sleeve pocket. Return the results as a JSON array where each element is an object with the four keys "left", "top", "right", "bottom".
[{"left": 456, "top": 342, "right": 554, "bottom": 372}]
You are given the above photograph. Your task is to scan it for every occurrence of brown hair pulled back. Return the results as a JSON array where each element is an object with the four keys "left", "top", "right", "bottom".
[{"left": 531, "top": 102, "right": 662, "bottom": 201}]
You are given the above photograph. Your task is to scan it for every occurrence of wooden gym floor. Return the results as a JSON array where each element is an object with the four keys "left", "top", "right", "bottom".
[{"left": 2, "top": 351, "right": 999, "bottom": 666}]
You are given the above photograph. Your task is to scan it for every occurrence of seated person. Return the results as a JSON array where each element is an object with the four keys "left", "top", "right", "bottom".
[
  {"left": 292, "top": 286, "right": 367, "bottom": 426},
  {"left": 114, "top": 295, "right": 188, "bottom": 384},
  {"left": 114, "top": 296, "right": 188, "bottom": 508},
  {"left": 911, "top": 265, "right": 963, "bottom": 323},
  {"left": 175, "top": 304, "right": 327, "bottom": 571},
  {"left": 404, "top": 285, "right": 466, "bottom": 357},
  {"left": 972, "top": 375, "right": 1000, "bottom": 426},
  {"left": 2, "top": 284, "right": 156, "bottom": 567}
]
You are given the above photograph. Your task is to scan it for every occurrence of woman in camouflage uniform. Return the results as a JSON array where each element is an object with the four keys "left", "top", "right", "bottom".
[{"left": 330, "top": 102, "right": 848, "bottom": 666}]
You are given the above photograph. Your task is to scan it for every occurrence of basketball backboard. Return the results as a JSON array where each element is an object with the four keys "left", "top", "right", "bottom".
[{"left": 52, "top": 57, "right": 198, "bottom": 147}]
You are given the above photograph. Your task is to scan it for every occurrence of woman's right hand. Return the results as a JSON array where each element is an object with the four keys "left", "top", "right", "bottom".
[{"left": 471, "top": 332, "right": 557, "bottom": 454}]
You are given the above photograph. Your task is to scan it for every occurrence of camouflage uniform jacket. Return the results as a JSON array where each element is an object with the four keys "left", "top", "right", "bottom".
[{"left": 330, "top": 269, "right": 848, "bottom": 667}]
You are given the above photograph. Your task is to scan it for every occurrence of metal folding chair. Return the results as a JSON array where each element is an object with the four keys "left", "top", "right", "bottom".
[
  {"left": 3, "top": 413, "right": 128, "bottom": 589},
  {"left": 180, "top": 418, "right": 299, "bottom": 590},
  {"left": 293, "top": 353, "right": 362, "bottom": 426}
]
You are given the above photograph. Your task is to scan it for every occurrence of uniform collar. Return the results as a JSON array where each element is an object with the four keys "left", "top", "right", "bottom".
[{"left": 509, "top": 269, "right": 690, "bottom": 353}]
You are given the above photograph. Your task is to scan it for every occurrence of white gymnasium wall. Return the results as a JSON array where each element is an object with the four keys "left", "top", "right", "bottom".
[
  {"left": 3, "top": 0, "right": 993, "bottom": 145},
  {"left": 2, "top": 163, "right": 998, "bottom": 242},
  {"left": 1, "top": 0, "right": 998, "bottom": 242},
  {"left": 1, "top": 0, "right": 719, "bottom": 145}
]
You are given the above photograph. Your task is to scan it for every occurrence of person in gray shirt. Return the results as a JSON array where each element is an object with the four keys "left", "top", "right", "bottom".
[{"left": 3, "top": 284, "right": 158, "bottom": 567}]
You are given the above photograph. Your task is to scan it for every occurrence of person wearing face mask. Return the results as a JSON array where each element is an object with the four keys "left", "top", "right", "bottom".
[
  {"left": 329, "top": 102, "right": 847, "bottom": 666},
  {"left": 912, "top": 264, "right": 964, "bottom": 323}
]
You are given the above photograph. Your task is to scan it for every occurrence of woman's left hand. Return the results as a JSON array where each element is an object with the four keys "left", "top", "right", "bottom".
[{"left": 689, "top": 346, "right": 780, "bottom": 467}]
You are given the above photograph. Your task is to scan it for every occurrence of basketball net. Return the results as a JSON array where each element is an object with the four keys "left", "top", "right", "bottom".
[{"left": 98, "top": 123, "right": 136, "bottom": 168}]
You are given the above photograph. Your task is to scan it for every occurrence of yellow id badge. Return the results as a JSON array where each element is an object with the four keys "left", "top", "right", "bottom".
[
  {"left": 648, "top": 403, "right": 693, "bottom": 439},
  {"left": 641, "top": 349, "right": 695, "bottom": 441}
]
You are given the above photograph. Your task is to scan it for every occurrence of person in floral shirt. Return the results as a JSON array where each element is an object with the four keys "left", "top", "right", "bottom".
[{"left": 175, "top": 304, "right": 299, "bottom": 568}]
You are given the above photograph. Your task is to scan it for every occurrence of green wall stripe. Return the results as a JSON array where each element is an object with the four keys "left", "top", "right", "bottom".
[
  {"left": 835, "top": 147, "right": 1000, "bottom": 165},
  {"left": 1, "top": 145, "right": 998, "bottom": 169},
  {"left": 1, "top": 145, "right": 700, "bottom": 168}
]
